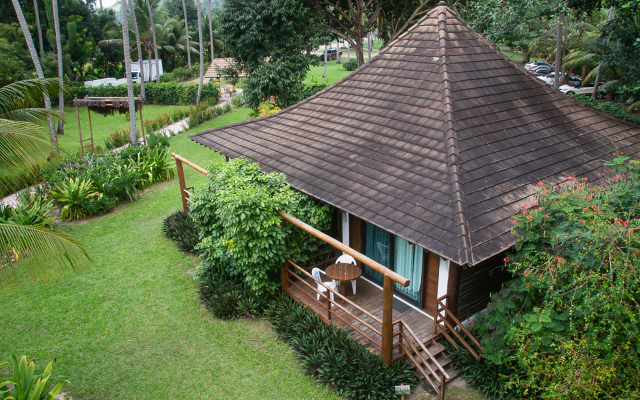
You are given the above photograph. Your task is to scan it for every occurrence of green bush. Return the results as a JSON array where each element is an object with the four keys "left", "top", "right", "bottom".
[
  {"left": 296, "top": 82, "right": 328, "bottom": 102},
  {"left": 48, "top": 177, "right": 99, "bottom": 221},
  {"left": 471, "top": 158, "right": 640, "bottom": 399},
  {"left": 343, "top": 59, "right": 358, "bottom": 71},
  {"left": 0, "top": 355, "right": 68, "bottom": 400},
  {"left": 146, "top": 131, "right": 170, "bottom": 149},
  {"left": 189, "top": 159, "right": 333, "bottom": 296},
  {"left": 573, "top": 95, "right": 640, "bottom": 124},
  {"left": 70, "top": 81, "right": 220, "bottom": 106},
  {"left": 0, "top": 190, "right": 54, "bottom": 228},
  {"left": 104, "top": 129, "right": 129, "bottom": 150},
  {"left": 162, "top": 211, "right": 200, "bottom": 253},
  {"left": 198, "top": 269, "right": 271, "bottom": 319},
  {"left": 265, "top": 295, "right": 418, "bottom": 400}
]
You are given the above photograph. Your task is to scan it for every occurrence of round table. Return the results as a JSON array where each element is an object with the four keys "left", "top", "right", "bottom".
[{"left": 325, "top": 262, "right": 362, "bottom": 299}]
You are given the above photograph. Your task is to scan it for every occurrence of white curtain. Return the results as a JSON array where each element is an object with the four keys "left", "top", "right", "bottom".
[{"left": 393, "top": 237, "right": 423, "bottom": 301}]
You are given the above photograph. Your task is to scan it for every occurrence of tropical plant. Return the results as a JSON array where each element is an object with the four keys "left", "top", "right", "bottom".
[
  {"left": 51, "top": 0, "right": 64, "bottom": 136},
  {"left": 0, "top": 78, "right": 90, "bottom": 291},
  {"left": 128, "top": 0, "right": 146, "bottom": 100},
  {"left": 0, "top": 356, "right": 67, "bottom": 400},
  {"left": 1, "top": 190, "right": 55, "bottom": 228},
  {"left": 195, "top": 0, "right": 205, "bottom": 104},
  {"left": 48, "top": 177, "right": 99, "bottom": 221},
  {"left": 342, "top": 59, "right": 358, "bottom": 71},
  {"left": 162, "top": 210, "right": 200, "bottom": 253},
  {"left": 121, "top": 0, "right": 138, "bottom": 145}
]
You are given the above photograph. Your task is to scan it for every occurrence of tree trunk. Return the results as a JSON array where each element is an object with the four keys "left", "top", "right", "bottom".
[
  {"left": 368, "top": 31, "right": 372, "bottom": 62},
  {"left": 128, "top": 0, "right": 145, "bottom": 100},
  {"left": 145, "top": 0, "right": 160, "bottom": 83},
  {"left": 52, "top": 0, "right": 64, "bottom": 135},
  {"left": 11, "top": 0, "right": 57, "bottom": 147},
  {"left": 553, "top": 17, "right": 562, "bottom": 89},
  {"left": 100, "top": 0, "right": 103, "bottom": 8},
  {"left": 323, "top": 44, "right": 327, "bottom": 77},
  {"left": 207, "top": 0, "right": 214, "bottom": 61},
  {"left": 336, "top": 38, "right": 340, "bottom": 64},
  {"left": 195, "top": 0, "right": 204, "bottom": 104},
  {"left": 593, "top": 7, "right": 615, "bottom": 98},
  {"left": 182, "top": 0, "right": 191, "bottom": 70},
  {"left": 33, "top": 0, "right": 44, "bottom": 56},
  {"left": 347, "top": 41, "right": 350, "bottom": 62},
  {"left": 121, "top": 0, "right": 137, "bottom": 145}
]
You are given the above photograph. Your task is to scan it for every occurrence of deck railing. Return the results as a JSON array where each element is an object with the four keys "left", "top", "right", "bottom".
[{"left": 434, "top": 294, "right": 482, "bottom": 361}]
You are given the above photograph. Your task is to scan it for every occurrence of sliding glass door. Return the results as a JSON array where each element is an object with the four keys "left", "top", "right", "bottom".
[{"left": 362, "top": 222, "right": 423, "bottom": 305}]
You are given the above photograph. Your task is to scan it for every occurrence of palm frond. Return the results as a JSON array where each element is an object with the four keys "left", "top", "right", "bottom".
[
  {"left": 0, "top": 223, "right": 91, "bottom": 292},
  {"left": 0, "top": 119, "right": 61, "bottom": 176},
  {"left": 5, "top": 108, "right": 64, "bottom": 125},
  {"left": 98, "top": 39, "right": 124, "bottom": 48},
  {"left": 0, "top": 79, "right": 60, "bottom": 118}
]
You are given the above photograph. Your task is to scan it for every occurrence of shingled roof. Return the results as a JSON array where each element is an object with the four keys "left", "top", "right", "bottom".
[{"left": 190, "top": 1, "right": 640, "bottom": 267}]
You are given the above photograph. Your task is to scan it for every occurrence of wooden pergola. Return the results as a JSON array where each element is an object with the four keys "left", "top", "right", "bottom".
[{"left": 73, "top": 96, "right": 146, "bottom": 153}]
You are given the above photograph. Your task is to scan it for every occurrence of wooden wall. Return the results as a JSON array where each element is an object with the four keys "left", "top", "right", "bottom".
[
  {"left": 456, "top": 252, "right": 512, "bottom": 320},
  {"left": 422, "top": 252, "right": 439, "bottom": 316}
]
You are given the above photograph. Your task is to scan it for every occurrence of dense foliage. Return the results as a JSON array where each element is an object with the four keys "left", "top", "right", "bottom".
[
  {"left": 220, "top": 0, "right": 324, "bottom": 109},
  {"left": 266, "top": 295, "right": 418, "bottom": 400},
  {"left": 69, "top": 81, "right": 219, "bottom": 106},
  {"left": 189, "top": 158, "right": 333, "bottom": 296},
  {"left": 162, "top": 211, "right": 200, "bottom": 253},
  {"left": 198, "top": 269, "right": 272, "bottom": 319},
  {"left": 572, "top": 94, "right": 640, "bottom": 124},
  {"left": 469, "top": 159, "right": 640, "bottom": 399}
]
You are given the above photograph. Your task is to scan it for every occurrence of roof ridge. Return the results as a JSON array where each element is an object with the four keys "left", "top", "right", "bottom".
[{"left": 437, "top": 5, "right": 474, "bottom": 266}]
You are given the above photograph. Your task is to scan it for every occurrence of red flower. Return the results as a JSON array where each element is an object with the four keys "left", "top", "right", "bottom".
[
  {"left": 567, "top": 177, "right": 575, "bottom": 180},
  {"left": 532, "top": 201, "right": 538, "bottom": 206},
  {"left": 543, "top": 215, "right": 549, "bottom": 219},
  {"left": 592, "top": 205, "right": 599, "bottom": 210},
  {"left": 615, "top": 175, "right": 623, "bottom": 179},
  {"left": 582, "top": 177, "right": 588, "bottom": 181},
  {"left": 522, "top": 203, "right": 529, "bottom": 208},
  {"left": 543, "top": 190, "right": 549, "bottom": 194},
  {"left": 559, "top": 183, "right": 564, "bottom": 187},
  {"left": 556, "top": 257, "right": 565, "bottom": 264},
  {"left": 504, "top": 257, "right": 510, "bottom": 262},
  {"left": 511, "top": 220, "right": 518, "bottom": 225},
  {"left": 537, "top": 182, "right": 544, "bottom": 186},
  {"left": 527, "top": 216, "right": 533, "bottom": 220}
]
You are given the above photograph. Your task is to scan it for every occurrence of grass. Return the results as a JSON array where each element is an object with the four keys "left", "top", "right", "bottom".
[
  {"left": 499, "top": 46, "right": 525, "bottom": 64},
  {"left": 56, "top": 104, "right": 191, "bottom": 153},
  {"left": 304, "top": 61, "right": 356, "bottom": 86},
  {"left": 0, "top": 108, "right": 340, "bottom": 400}
]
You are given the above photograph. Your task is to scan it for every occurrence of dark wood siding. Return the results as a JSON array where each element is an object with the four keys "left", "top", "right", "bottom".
[
  {"left": 456, "top": 253, "right": 512, "bottom": 320},
  {"left": 349, "top": 214, "right": 362, "bottom": 253},
  {"left": 422, "top": 252, "right": 439, "bottom": 316}
]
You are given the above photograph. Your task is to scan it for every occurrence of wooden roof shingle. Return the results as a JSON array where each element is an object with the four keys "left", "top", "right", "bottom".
[{"left": 190, "top": 1, "right": 640, "bottom": 267}]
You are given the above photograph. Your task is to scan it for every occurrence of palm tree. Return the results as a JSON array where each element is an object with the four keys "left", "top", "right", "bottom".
[
  {"left": 121, "top": 0, "right": 138, "bottom": 145},
  {"left": 33, "top": 0, "right": 44, "bottom": 56},
  {"left": 52, "top": 0, "right": 64, "bottom": 136},
  {"left": 0, "top": 79, "right": 91, "bottom": 291},
  {"left": 128, "top": 0, "right": 146, "bottom": 100},
  {"left": 145, "top": 0, "right": 161, "bottom": 83},
  {"left": 182, "top": 0, "right": 192, "bottom": 70},
  {"left": 195, "top": 0, "right": 204, "bottom": 104},
  {"left": 207, "top": 0, "right": 214, "bottom": 61},
  {"left": 11, "top": 0, "right": 57, "bottom": 148}
]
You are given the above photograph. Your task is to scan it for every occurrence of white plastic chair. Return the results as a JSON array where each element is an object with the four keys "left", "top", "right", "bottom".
[
  {"left": 311, "top": 268, "right": 336, "bottom": 302},
  {"left": 335, "top": 254, "right": 358, "bottom": 296}
]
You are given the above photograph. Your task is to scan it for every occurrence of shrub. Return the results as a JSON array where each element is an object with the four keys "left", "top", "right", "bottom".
[
  {"left": 296, "top": 82, "right": 328, "bottom": 102},
  {"left": 0, "top": 190, "right": 54, "bottom": 228},
  {"left": 0, "top": 355, "right": 68, "bottom": 400},
  {"left": 162, "top": 211, "right": 200, "bottom": 253},
  {"left": 265, "top": 295, "right": 418, "bottom": 400},
  {"left": 70, "top": 81, "right": 220, "bottom": 105},
  {"left": 189, "top": 159, "right": 333, "bottom": 296},
  {"left": 146, "top": 131, "right": 170, "bottom": 149},
  {"left": 343, "top": 59, "right": 358, "bottom": 71},
  {"left": 573, "top": 95, "right": 640, "bottom": 124},
  {"left": 48, "top": 177, "right": 99, "bottom": 221},
  {"left": 104, "top": 130, "right": 129, "bottom": 150},
  {"left": 230, "top": 93, "right": 244, "bottom": 108},
  {"left": 471, "top": 158, "right": 640, "bottom": 399},
  {"left": 198, "top": 269, "right": 271, "bottom": 319}
]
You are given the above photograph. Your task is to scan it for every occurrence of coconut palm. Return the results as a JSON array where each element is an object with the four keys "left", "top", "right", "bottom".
[
  {"left": 128, "top": 0, "right": 146, "bottom": 100},
  {"left": 182, "top": 0, "right": 192, "bottom": 70},
  {"left": 52, "top": 0, "right": 64, "bottom": 136},
  {"left": 145, "top": 0, "right": 161, "bottom": 83},
  {"left": 0, "top": 78, "right": 91, "bottom": 291},
  {"left": 207, "top": 0, "right": 214, "bottom": 61},
  {"left": 11, "top": 0, "right": 57, "bottom": 147},
  {"left": 121, "top": 0, "right": 137, "bottom": 145},
  {"left": 33, "top": 0, "right": 44, "bottom": 56},
  {"left": 195, "top": 0, "right": 204, "bottom": 104}
]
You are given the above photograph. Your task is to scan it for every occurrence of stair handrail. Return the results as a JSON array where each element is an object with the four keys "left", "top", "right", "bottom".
[{"left": 434, "top": 295, "right": 482, "bottom": 361}]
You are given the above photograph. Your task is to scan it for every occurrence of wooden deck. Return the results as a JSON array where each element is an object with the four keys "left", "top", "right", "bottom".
[{"left": 286, "top": 273, "right": 437, "bottom": 356}]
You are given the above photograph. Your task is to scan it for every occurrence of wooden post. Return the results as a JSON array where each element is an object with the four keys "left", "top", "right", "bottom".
[
  {"left": 138, "top": 100, "right": 146, "bottom": 146},
  {"left": 87, "top": 107, "right": 94, "bottom": 150},
  {"left": 440, "top": 373, "right": 446, "bottom": 400},
  {"left": 327, "top": 291, "right": 332, "bottom": 321},
  {"left": 76, "top": 105, "right": 83, "bottom": 154},
  {"left": 398, "top": 321, "right": 403, "bottom": 355},
  {"left": 382, "top": 274, "right": 394, "bottom": 364},
  {"left": 175, "top": 157, "right": 188, "bottom": 212},
  {"left": 280, "top": 261, "right": 289, "bottom": 294}
]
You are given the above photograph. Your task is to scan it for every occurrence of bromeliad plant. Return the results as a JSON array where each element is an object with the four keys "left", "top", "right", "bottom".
[
  {"left": 48, "top": 177, "right": 99, "bottom": 221},
  {"left": 0, "top": 356, "right": 67, "bottom": 400},
  {"left": 470, "top": 157, "right": 640, "bottom": 399}
]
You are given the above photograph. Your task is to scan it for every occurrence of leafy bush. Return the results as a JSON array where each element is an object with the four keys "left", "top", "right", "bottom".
[
  {"left": 189, "top": 159, "right": 333, "bottom": 296},
  {"left": 471, "top": 158, "right": 640, "bottom": 399},
  {"left": 162, "top": 211, "right": 200, "bottom": 253},
  {"left": 573, "top": 94, "right": 640, "bottom": 124},
  {"left": 296, "top": 82, "right": 328, "bottom": 102},
  {"left": 104, "top": 130, "right": 129, "bottom": 150},
  {"left": 0, "top": 355, "right": 68, "bottom": 400},
  {"left": 230, "top": 93, "right": 244, "bottom": 108},
  {"left": 265, "top": 295, "right": 418, "bottom": 400},
  {"left": 0, "top": 163, "right": 44, "bottom": 197},
  {"left": 146, "top": 131, "right": 170, "bottom": 149},
  {"left": 0, "top": 190, "right": 54, "bottom": 228},
  {"left": 159, "top": 66, "right": 194, "bottom": 83},
  {"left": 70, "top": 81, "right": 220, "bottom": 105},
  {"left": 199, "top": 269, "right": 271, "bottom": 319},
  {"left": 343, "top": 59, "right": 358, "bottom": 71},
  {"left": 48, "top": 177, "right": 99, "bottom": 221},
  {"left": 187, "top": 101, "right": 232, "bottom": 127}
]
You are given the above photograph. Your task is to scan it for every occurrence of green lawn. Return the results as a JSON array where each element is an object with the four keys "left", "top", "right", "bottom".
[
  {"left": 0, "top": 108, "right": 340, "bottom": 400},
  {"left": 499, "top": 46, "right": 525, "bottom": 64},
  {"left": 304, "top": 62, "right": 355, "bottom": 86},
  {"left": 56, "top": 104, "right": 191, "bottom": 153}
]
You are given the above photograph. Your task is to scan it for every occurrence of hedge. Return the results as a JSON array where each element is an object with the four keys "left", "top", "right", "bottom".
[{"left": 69, "top": 81, "right": 219, "bottom": 105}]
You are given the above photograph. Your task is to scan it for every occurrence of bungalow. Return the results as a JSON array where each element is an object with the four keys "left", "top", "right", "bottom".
[{"left": 188, "top": 0, "right": 640, "bottom": 372}]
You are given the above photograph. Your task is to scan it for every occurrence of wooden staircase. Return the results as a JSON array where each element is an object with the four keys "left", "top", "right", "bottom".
[{"left": 394, "top": 295, "right": 482, "bottom": 399}]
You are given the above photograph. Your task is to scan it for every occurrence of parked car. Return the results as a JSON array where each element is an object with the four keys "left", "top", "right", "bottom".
[
  {"left": 559, "top": 81, "right": 606, "bottom": 98},
  {"left": 537, "top": 73, "right": 582, "bottom": 86},
  {"left": 525, "top": 61, "right": 549, "bottom": 71},
  {"left": 318, "top": 49, "right": 343, "bottom": 61},
  {"left": 531, "top": 65, "right": 555, "bottom": 76}
]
